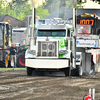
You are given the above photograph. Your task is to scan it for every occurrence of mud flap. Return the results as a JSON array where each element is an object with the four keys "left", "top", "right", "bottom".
[{"left": 82, "top": 53, "right": 93, "bottom": 75}]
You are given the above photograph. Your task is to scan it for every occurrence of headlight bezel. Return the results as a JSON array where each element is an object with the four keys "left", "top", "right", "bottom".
[{"left": 59, "top": 50, "right": 68, "bottom": 55}]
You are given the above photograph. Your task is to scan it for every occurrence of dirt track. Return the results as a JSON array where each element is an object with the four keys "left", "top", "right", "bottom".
[{"left": 0, "top": 69, "right": 100, "bottom": 100}]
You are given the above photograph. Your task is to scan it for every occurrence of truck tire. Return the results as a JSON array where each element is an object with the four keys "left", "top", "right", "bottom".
[
  {"left": 74, "top": 66, "right": 83, "bottom": 76},
  {"left": 0, "top": 54, "right": 9, "bottom": 68},
  {"left": 0, "top": 61, "right": 5, "bottom": 67},
  {"left": 27, "top": 67, "right": 33, "bottom": 76},
  {"left": 71, "top": 65, "right": 82, "bottom": 76},
  {"left": 64, "top": 67, "right": 70, "bottom": 76},
  {"left": 8, "top": 61, "right": 11, "bottom": 67},
  {"left": 17, "top": 53, "right": 25, "bottom": 68}
]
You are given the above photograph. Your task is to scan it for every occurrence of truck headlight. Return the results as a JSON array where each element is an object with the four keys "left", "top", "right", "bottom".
[{"left": 59, "top": 50, "right": 68, "bottom": 55}]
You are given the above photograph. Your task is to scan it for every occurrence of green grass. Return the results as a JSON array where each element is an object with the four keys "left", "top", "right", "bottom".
[{"left": 0, "top": 68, "right": 26, "bottom": 70}]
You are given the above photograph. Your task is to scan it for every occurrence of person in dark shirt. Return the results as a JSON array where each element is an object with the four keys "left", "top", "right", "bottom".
[
  {"left": 10, "top": 43, "right": 17, "bottom": 67},
  {"left": 10, "top": 44, "right": 16, "bottom": 55}
]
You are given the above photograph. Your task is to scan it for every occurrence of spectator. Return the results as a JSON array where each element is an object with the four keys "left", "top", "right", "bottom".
[{"left": 10, "top": 43, "right": 17, "bottom": 68}]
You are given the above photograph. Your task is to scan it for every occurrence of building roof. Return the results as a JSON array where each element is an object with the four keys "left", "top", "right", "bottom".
[
  {"left": 0, "top": 14, "right": 24, "bottom": 22},
  {"left": 0, "top": 15, "right": 6, "bottom": 21},
  {"left": 0, "top": 14, "right": 25, "bottom": 27}
]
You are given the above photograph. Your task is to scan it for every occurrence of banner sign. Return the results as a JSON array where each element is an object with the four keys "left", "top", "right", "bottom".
[{"left": 76, "top": 40, "right": 98, "bottom": 47}]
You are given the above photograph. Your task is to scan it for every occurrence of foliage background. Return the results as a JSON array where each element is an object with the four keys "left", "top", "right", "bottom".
[
  {"left": 0, "top": 0, "right": 100, "bottom": 21},
  {"left": 0, "top": 0, "right": 50, "bottom": 20}
]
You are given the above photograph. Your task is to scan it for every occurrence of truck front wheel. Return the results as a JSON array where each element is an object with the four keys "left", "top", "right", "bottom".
[
  {"left": 64, "top": 67, "right": 70, "bottom": 76},
  {"left": 72, "top": 65, "right": 82, "bottom": 76},
  {"left": 27, "top": 67, "right": 33, "bottom": 76}
]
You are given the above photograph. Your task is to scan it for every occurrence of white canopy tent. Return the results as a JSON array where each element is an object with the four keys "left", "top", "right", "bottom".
[{"left": 82, "top": 0, "right": 100, "bottom": 9}]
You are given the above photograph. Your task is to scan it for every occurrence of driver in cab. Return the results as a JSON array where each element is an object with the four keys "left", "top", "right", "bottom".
[{"left": 80, "top": 26, "right": 89, "bottom": 34}]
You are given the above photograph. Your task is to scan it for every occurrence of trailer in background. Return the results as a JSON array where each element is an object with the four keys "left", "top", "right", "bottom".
[
  {"left": 12, "top": 27, "right": 27, "bottom": 46},
  {"left": 12, "top": 27, "right": 29, "bottom": 68}
]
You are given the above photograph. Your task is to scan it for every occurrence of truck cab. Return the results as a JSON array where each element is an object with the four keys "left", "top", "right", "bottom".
[{"left": 25, "top": 22, "right": 75, "bottom": 76}]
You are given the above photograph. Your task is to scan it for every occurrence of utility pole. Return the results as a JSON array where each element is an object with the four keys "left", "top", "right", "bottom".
[
  {"left": 32, "top": 8, "right": 36, "bottom": 45},
  {"left": 72, "top": 0, "right": 77, "bottom": 68}
]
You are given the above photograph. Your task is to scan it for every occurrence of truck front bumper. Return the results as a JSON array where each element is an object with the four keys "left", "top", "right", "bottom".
[{"left": 25, "top": 58, "right": 69, "bottom": 69}]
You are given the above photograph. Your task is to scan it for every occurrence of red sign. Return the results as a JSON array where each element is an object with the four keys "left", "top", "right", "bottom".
[{"left": 78, "top": 19, "right": 94, "bottom": 26}]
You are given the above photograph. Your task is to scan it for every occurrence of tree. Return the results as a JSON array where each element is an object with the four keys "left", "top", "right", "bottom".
[
  {"left": 0, "top": 0, "right": 32, "bottom": 21},
  {"left": 0, "top": 0, "right": 12, "bottom": 15},
  {"left": 9, "top": 0, "right": 28, "bottom": 10},
  {"left": 36, "top": 5, "right": 50, "bottom": 19},
  {"left": 8, "top": 1, "right": 32, "bottom": 21},
  {"left": 76, "top": 0, "right": 100, "bottom": 8},
  {"left": 78, "top": 0, "right": 100, "bottom": 4},
  {"left": 95, "top": 0, "right": 100, "bottom": 3},
  {"left": 0, "top": 1, "right": 4, "bottom": 15},
  {"left": 0, "top": 0, "right": 50, "bottom": 21}
]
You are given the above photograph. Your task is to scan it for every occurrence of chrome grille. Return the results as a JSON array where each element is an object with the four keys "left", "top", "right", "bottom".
[{"left": 37, "top": 41, "right": 57, "bottom": 57}]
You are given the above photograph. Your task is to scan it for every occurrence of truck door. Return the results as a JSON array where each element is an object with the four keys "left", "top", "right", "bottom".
[{"left": 0, "top": 23, "right": 4, "bottom": 48}]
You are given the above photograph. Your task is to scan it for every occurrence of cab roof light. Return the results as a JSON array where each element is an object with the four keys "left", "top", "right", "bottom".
[
  {"left": 94, "top": 14, "right": 96, "bottom": 17},
  {"left": 8, "top": 20, "right": 10, "bottom": 23}
]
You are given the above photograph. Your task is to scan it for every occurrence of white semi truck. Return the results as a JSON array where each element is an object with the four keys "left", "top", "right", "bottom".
[{"left": 25, "top": 20, "right": 83, "bottom": 76}]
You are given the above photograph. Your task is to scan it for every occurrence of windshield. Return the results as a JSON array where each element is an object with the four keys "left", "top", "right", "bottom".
[
  {"left": 0, "top": 23, "right": 4, "bottom": 46},
  {"left": 77, "top": 24, "right": 91, "bottom": 36},
  {"left": 13, "top": 30, "right": 24, "bottom": 32},
  {"left": 38, "top": 30, "right": 66, "bottom": 37}
]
